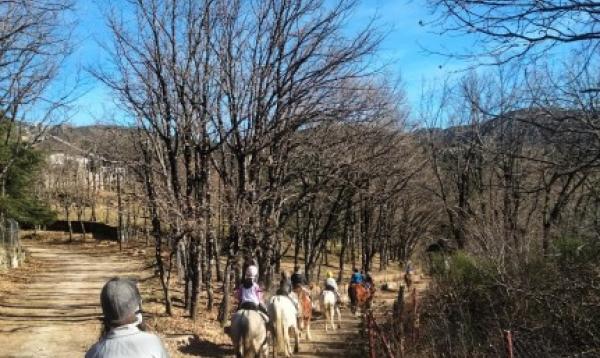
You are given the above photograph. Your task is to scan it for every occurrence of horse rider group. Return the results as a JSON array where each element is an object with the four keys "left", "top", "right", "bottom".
[
  {"left": 86, "top": 265, "right": 379, "bottom": 358},
  {"left": 233, "top": 262, "right": 374, "bottom": 321}
]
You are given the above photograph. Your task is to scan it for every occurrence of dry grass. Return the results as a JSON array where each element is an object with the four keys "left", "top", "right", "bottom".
[{"left": 0, "top": 249, "right": 44, "bottom": 294}]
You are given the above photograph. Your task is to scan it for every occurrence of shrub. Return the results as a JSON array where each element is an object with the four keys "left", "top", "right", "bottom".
[{"left": 416, "top": 241, "right": 600, "bottom": 357}]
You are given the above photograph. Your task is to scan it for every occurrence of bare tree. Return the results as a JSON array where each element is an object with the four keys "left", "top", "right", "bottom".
[
  {"left": 210, "top": 0, "right": 383, "bottom": 288},
  {"left": 0, "top": 0, "right": 74, "bottom": 208},
  {"left": 427, "top": 0, "right": 600, "bottom": 64}
]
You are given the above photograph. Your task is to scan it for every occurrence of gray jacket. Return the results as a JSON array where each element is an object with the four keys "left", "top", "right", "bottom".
[{"left": 85, "top": 324, "right": 169, "bottom": 358}]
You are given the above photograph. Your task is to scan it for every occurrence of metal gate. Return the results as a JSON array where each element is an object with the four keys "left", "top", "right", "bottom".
[{"left": 0, "top": 218, "right": 21, "bottom": 268}]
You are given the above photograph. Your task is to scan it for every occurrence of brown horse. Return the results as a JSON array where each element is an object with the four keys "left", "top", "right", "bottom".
[
  {"left": 349, "top": 283, "right": 375, "bottom": 315},
  {"left": 291, "top": 286, "right": 312, "bottom": 340}
]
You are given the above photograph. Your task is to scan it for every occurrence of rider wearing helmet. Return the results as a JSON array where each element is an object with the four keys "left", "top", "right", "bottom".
[
  {"left": 348, "top": 267, "right": 363, "bottom": 307},
  {"left": 290, "top": 265, "right": 311, "bottom": 299},
  {"left": 324, "top": 271, "right": 341, "bottom": 305},
  {"left": 290, "top": 265, "right": 306, "bottom": 290},
  {"left": 276, "top": 271, "right": 292, "bottom": 295},
  {"left": 236, "top": 265, "right": 268, "bottom": 317},
  {"left": 350, "top": 267, "right": 363, "bottom": 284}
]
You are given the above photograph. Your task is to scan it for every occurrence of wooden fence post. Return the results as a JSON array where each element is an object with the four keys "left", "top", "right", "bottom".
[
  {"left": 411, "top": 287, "right": 420, "bottom": 342},
  {"left": 395, "top": 285, "right": 405, "bottom": 358},
  {"left": 368, "top": 311, "right": 376, "bottom": 358},
  {"left": 504, "top": 330, "right": 514, "bottom": 358}
]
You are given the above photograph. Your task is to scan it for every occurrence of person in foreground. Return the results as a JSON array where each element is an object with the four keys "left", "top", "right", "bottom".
[{"left": 86, "top": 277, "right": 169, "bottom": 358}]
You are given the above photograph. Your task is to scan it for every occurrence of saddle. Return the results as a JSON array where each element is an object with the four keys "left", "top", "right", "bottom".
[
  {"left": 323, "top": 285, "right": 339, "bottom": 301},
  {"left": 239, "top": 301, "right": 260, "bottom": 311},
  {"left": 238, "top": 302, "right": 270, "bottom": 324}
]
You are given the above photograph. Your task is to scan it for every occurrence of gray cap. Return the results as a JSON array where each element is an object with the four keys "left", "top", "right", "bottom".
[{"left": 100, "top": 277, "right": 141, "bottom": 325}]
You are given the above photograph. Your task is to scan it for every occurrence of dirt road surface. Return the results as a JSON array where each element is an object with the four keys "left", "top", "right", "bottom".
[
  {"left": 0, "top": 241, "right": 149, "bottom": 358},
  {"left": 0, "top": 239, "right": 416, "bottom": 357}
]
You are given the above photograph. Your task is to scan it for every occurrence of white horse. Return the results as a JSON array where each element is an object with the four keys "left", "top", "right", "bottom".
[
  {"left": 268, "top": 295, "right": 300, "bottom": 357},
  {"left": 230, "top": 309, "right": 269, "bottom": 358},
  {"left": 320, "top": 290, "right": 341, "bottom": 331}
]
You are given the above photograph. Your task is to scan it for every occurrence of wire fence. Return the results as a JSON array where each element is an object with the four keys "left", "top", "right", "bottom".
[{"left": 0, "top": 218, "right": 21, "bottom": 268}]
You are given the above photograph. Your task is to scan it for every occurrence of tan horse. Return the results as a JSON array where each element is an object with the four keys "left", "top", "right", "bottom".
[
  {"left": 229, "top": 309, "right": 269, "bottom": 358},
  {"left": 291, "top": 287, "right": 312, "bottom": 340}
]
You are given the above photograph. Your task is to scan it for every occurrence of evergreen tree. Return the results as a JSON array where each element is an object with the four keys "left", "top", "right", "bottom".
[{"left": 0, "top": 123, "right": 55, "bottom": 225}]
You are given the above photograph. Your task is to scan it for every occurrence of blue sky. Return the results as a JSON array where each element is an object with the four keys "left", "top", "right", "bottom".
[{"left": 64, "top": 0, "right": 467, "bottom": 126}]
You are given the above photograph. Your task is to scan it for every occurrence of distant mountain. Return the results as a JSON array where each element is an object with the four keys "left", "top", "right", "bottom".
[
  {"left": 419, "top": 108, "right": 594, "bottom": 146},
  {"left": 36, "top": 124, "right": 136, "bottom": 162},
  {"left": 417, "top": 108, "right": 598, "bottom": 166}
]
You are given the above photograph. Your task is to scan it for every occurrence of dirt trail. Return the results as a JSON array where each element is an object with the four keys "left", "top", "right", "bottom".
[
  {"left": 0, "top": 241, "right": 149, "bottom": 358},
  {"left": 294, "top": 310, "right": 363, "bottom": 358},
  {"left": 0, "top": 240, "right": 425, "bottom": 357}
]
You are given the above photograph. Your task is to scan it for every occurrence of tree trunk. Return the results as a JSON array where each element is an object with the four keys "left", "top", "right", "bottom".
[
  {"left": 66, "top": 206, "right": 73, "bottom": 243},
  {"left": 141, "top": 143, "right": 172, "bottom": 315},
  {"left": 214, "top": 234, "right": 222, "bottom": 282},
  {"left": 117, "top": 171, "right": 124, "bottom": 251},
  {"left": 91, "top": 171, "right": 97, "bottom": 222},
  {"left": 218, "top": 259, "right": 233, "bottom": 326},
  {"left": 190, "top": 234, "right": 203, "bottom": 320},
  {"left": 206, "top": 231, "right": 214, "bottom": 310},
  {"left": 294, "top": 211, "right": 301, "bottom": 269},
  {"left": 79, "top": 216, "right": 86, "bottom": 241}
]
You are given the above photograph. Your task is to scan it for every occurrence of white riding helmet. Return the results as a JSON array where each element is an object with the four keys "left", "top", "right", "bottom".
[{"left": 245, "top": 265, "right": 259, "bottom": 280}]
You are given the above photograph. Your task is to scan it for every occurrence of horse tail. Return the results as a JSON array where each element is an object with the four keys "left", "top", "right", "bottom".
[
  {"left": 326, "top": 292, "right": 334, "bottom": 319},
  {"left": 235, "top": 335, "right": 244, "bottom": 358},
  {"left": 329, "top": 293, "right": 335, "bottom": 315},
  {"left": 274, "top": 299, "right": 286, "bottom": 354},
  {"left": 235, "top": 312, "right": 249, "bottom": 358}
]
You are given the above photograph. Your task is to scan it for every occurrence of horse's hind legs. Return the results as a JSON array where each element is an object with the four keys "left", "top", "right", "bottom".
[
  {"left": 326, "top": 307, "right": 335, "bottom": 332},
  {"left": 293, "top": 327, "right": 300, "bottom": 354},
  {"left": 331, "top": 311, "right": 337, "bottom": 331},
  {"left": 285, "top": 335, "right": 293, "bottom": 357}
]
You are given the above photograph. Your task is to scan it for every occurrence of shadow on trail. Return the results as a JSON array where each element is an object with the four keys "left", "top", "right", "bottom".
[
  {"left": 177, "top": 335, "right": 233, "bottom": 357},
  {"left": 0, "top": 314, "right": 101, "bottom": 322},
  {"left": 0, "top": 325, "right": 37, "bottom": 334},
  {"left": 0, "top": 302, "right": 97, "bottom": 310}
]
